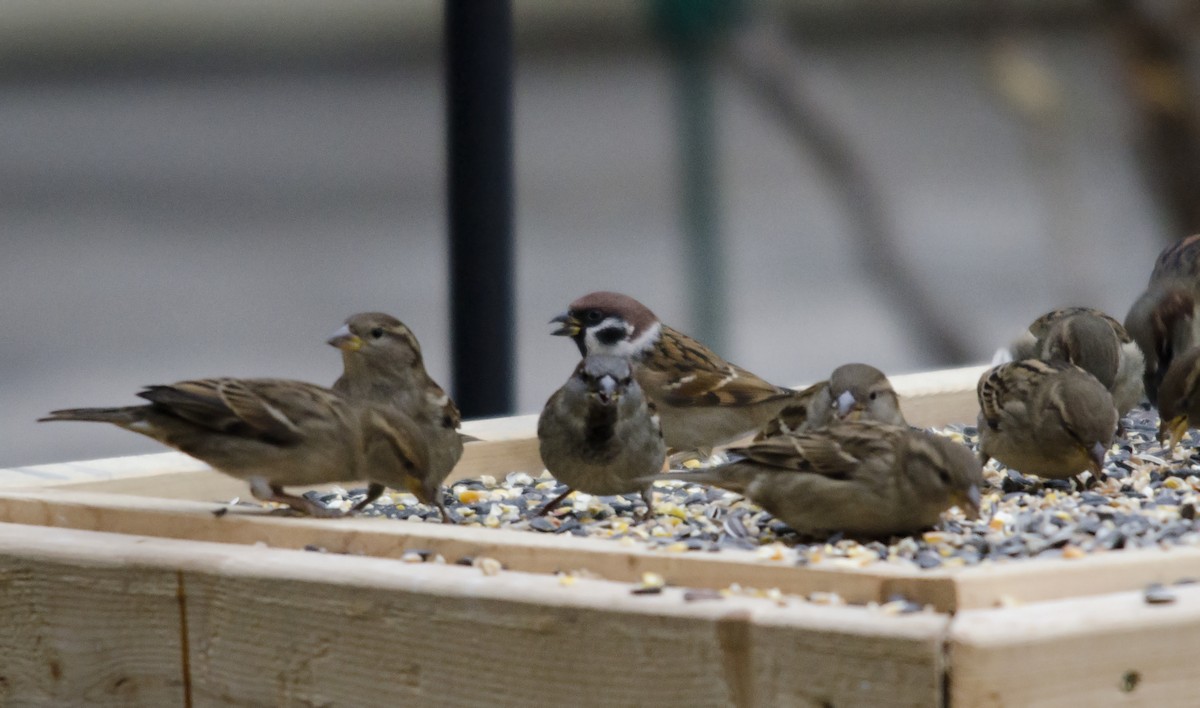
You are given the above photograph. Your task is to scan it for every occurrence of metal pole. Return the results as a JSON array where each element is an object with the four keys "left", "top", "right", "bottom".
[{"left": 445, "top": 0, "right": 515, "bottom": 417}]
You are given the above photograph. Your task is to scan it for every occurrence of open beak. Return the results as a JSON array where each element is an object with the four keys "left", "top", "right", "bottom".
[
  {"left": 1160, "top": 416, "right": 1190, "bottom": 451},
  {"left": 957, "top": 484, "right": 982, "bottom": 520},
  {"left": 595, "top": 375, "right": 620, "bottom": 405},
  {"left": 835, "top": 390, "right": 862, "bottom": 420},
  {"left": 326, "top": 323, "right": 363, "bottom": 352},
  {"left": 550, "top": 312, "right": 581, "bottom": 337}
]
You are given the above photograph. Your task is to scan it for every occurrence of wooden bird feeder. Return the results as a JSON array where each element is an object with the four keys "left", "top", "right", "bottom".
[{"left": 3, "top": 364, "right": 1198, "bottom": 706}]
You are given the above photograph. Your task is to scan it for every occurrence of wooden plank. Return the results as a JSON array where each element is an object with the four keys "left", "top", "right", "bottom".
[
  {"left": 0, "top": 522, "right": 949, "bottom": 707},
  {"left": 951, "top": 546, "right": 1200, "bottom": 609},
  {"left": 0, "top": 523, "right": 187, "bottom": 706},
  {"left": 892, "top": 365, "right": 985, "bottom": 429},
  {"left": 9, "top": 484, "right": 1200, "bottom": 614},
  {"left": 0, "top": 451, "right": 208, "bottom": 490},
  {"left": 949, "top": 583, "right": 1200, "bottom": 706},
  {"left": 0, "top": 488, "right": 960, "bottom": 611}
]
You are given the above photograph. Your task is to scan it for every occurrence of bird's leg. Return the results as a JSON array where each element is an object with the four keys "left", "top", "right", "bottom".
[
  {"left": 639, "top": 488, "right": 656, "bottom": 523},
  {"left": 536, "top": 487, "right": 574, "bottom": 517},
  {"left": 349, "top": 482, "right": 386, "bottom": 514},
  {"left": 247, "top": 478, "right": 344, "bottom": 518},
  {"left": 434, "top": 493, "right": 458, "bottom": 524}
]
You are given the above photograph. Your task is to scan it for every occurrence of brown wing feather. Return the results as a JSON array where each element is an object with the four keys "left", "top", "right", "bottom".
[
  {"left": 1027, "top": 307, "right": 1131, "bottom": 345},
  {"left": 1151, "top": 234, "right": 1200, "bottom": 283},
  {"left": 731, "top": 421, "right": 901, "bottom": 479},
  {"left": 650, "top": 326, "right": 795, "bottom": 407},
  {"left": 754, "top": 382, "right": 824, "bottom": 440},
  {"left": 978, "top": 360, "right": 1066, "bottom": 431},
  {"left": 137, "top": 378, "right": 329, "bottom": 444}
]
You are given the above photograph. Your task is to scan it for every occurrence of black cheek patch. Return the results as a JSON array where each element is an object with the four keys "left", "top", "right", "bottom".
[{"left": 595, "top": 326, "right": 626, "bottom": 346}]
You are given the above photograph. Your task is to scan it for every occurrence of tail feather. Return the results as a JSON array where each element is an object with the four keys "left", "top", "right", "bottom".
[{"left": 38, "top": 406, "right": 146, "bottom": 425}]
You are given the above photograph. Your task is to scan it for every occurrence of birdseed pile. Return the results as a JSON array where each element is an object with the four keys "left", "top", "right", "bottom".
[{"left": 294, "top": 405, "right": 1200, "bottom": 570}]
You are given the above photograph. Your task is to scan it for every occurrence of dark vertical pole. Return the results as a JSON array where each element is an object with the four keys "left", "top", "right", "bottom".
[{"left": 445, "top": 0, "right": 514, "bottom": 417}]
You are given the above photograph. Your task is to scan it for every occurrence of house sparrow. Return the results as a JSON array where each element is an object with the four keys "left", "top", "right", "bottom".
[
  {"left": 550, "top": 291, "right": 800, "bottom": 455},
  {"left": 755, "top": 363, "right": 906, "bottom": 440},
  {"left": 328, "top": 312, "right": 464, "bottom": 521},
  {"left": 977, "top": 360, "right": 1118, "bottom": 482},
  {"left": 1002, "top": 307, "right": 1145, "bottom": 415},
  {"left": 40, "top": 378, "right": 383, "bottom": 517},
  {"left": 641, "top": 421, "right": 982, "bottom": 538},
  {"left": 1154, "top": 345, "right": 1200, "bottom": 450},
  {"left": 1124, "top": 234, "right": 1200, "bottom": 405},
  {"left": 536, "top": 354, "right": 666, "bottom": 518}
]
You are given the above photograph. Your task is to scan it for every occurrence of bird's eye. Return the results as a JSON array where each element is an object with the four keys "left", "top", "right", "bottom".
[
  {"left": 937, "top": 469, "right": 951, "bottom": 484},
  {"left": 584, "top": 310, "right": 604, "bottom": 324},
  {"left": 869, "top": 391, "right": 878, "bottom": 401},
  {"left": 370, "top": 327, "right": 385, "bottom": 339}
]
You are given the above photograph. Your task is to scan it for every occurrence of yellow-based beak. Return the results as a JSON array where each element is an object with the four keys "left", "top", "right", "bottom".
[
  {"left": 550, "top": 312, "right": 581, "bottom": 337},
  {"left": 327, "top": 324, "right": 363, "bottom": 352}
]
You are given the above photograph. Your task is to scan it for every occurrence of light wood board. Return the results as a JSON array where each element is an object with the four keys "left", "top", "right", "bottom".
[
  {"left": 0, "top": 522, "right": 949, "bottom": 708},
  {"left": 949, "top": 582, "right": 1200, "bottom": 706}
]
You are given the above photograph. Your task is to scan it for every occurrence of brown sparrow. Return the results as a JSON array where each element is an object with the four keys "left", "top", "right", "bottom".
[
  {"left": 536, "top": 354, "right": 666, "bottom": 517},
  {"left": 643, "top": 421, "right": 982, "bottom": 538},
  {"left": 550, "top": 291, "right": 800, "bottom": 455},
  {"left": 1003, "top": 307, "right": 1144, "bottom": 415},
  {"left": 328, "top": 312, "right": 464, "bottom": 521},
  {"left": 977, "top": 360, "right": 1118, "bottom": 482},
  {"left": 40, "top": 378, "right": 381, "bottom": 517},
  {"left": 1124, "top": 234, "right": 1200, "bottom": 405},
  {"left": 756, "top": 363, "right": 906, "bottom": 439},
  {"left": 1155, "top": 345, "right": 1200, "bottom": 450}
]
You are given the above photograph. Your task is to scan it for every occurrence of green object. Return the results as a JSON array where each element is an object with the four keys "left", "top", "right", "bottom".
[{"left": 651, "top": 0, "right": 742, "bottom": 352}]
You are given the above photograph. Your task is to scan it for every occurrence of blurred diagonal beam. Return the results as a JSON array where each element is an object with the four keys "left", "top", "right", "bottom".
[
  {"left": 1105, "top": 0, "right": 1200, "bottom": 241},
  {"left": 446, "top": 0, "right": 515, "bottom": 416},
  {"left": 724, "top": 17, "right": 972, "bottom": 364}
]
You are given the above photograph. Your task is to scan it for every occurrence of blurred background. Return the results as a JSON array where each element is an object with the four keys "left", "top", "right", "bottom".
[{"left": 4, "top": 0, "right": 1198, "bottom": 467}]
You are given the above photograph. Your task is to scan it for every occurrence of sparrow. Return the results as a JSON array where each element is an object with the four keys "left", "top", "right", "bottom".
[
  {"left": 641, "top": 421, "right": 982, "bottom": 538},
  {"left": 328, "top": 312, "right": 464, "bottom": 521},
  {"left": 1124, "top": 234, "right": 1200, "bottom": 405},
  {"left": 40, "top": 378, "right": 380, "bottom": 517},
  {"left": 536, "top": 354, "right": 666, "bottom": 518},
  {"left": 1154, "top": 345, "right": 1200, "bottom": 450},
  {"left": 1002, "top": 307, "right": 1145, "bottom": 416},
  {"left": 977, "top": 360, "right": 1118, "bottom": 482},
  {"left": 755, "top": 363, "right": 906, "bottom": 440},
  {"left": 550, "top": 291, "right": 801, "bottom": 455}
]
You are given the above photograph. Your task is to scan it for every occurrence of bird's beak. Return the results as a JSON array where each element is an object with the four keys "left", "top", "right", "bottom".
[
  {"left": 1160, "top": 416, "right": 1190, "bottom": 451},
  {"left": 957, "top": 484, "right": 982, "bottom": 520},
  {"left": 550, "top": 312, "right": 581, "bottom": 337},
  {"left": 835, "top": 390, "right": 861, "bottom": 420},
  {"left": 1088, "top": 441, "right": 1107, "bottom": 475},
  {"left": 327, "top": 324, "right": 363, "bottom": 352},
  {"left": 595, "top": 375, "right": 620, "bottom": 405}
]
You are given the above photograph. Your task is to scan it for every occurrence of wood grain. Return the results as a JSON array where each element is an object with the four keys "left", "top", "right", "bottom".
[
  {"left": 949, "top": 583, "right": 1200, "bottom": 706},
  {"left": 0, "top": 522, "right": 948, "bottom": 707}
]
